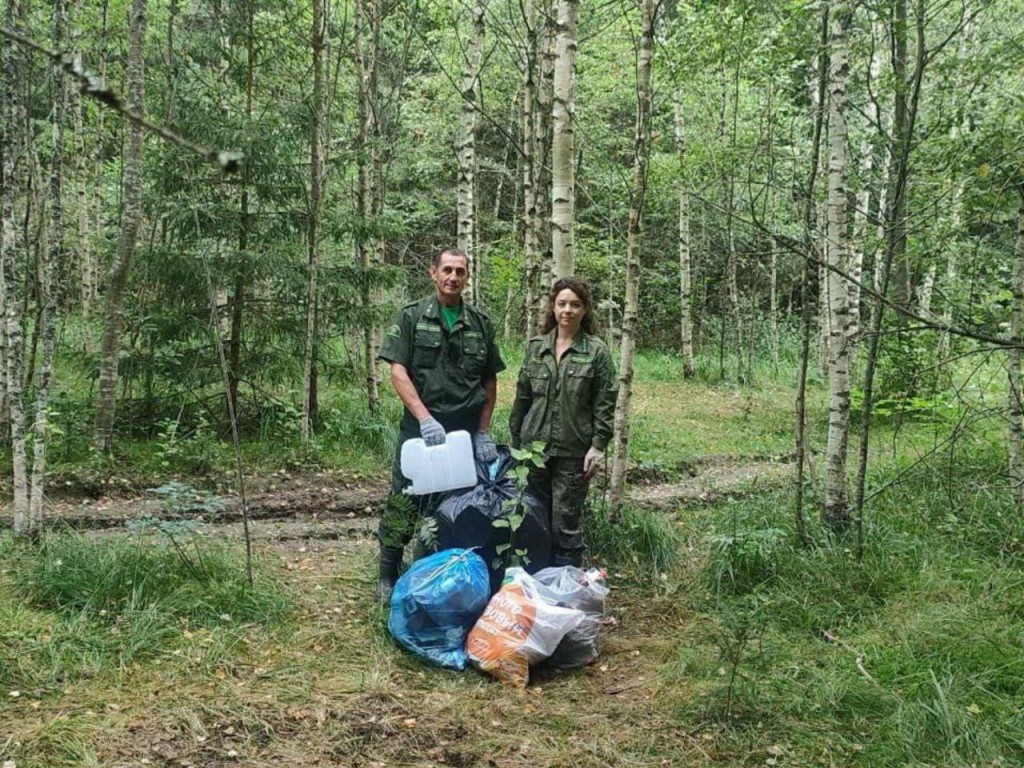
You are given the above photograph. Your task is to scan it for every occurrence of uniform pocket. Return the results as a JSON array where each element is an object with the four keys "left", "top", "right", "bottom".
[
  {"left": 413, "top": 329, "right": 442, "bottom": 368},
  {"left": 462, "top": 333, "right": 487, "bottom": 376}
]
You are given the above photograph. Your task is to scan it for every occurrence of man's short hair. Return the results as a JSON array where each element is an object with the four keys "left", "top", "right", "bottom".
[{"left": 431, "top": 247, "right": 469, "bottom": 268}]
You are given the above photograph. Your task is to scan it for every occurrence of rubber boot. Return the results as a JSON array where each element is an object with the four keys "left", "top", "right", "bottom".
[
  {"left": 553, "top": 551, "right": 583, "bottom": 569},
  {"left": 374, "top": 546, "right": 404, "bottom": 604}
]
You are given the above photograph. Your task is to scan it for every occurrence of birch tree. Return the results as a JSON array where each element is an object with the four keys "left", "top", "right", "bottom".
[
  {"left": 674, "top": 88, "right": 694, "bottom": 378},
  {"left": 355, "top": 0, "right": 382, "bottom": 412},
  {"left": 28, "top": 0, "right": 70, "bottom": 529},
  {"left": 520, "top": 0, "right": 540, "bottom": 334},
  {"left": 458, "top": 0, "right": 486, "bottom": 303},
  {"left": 2, "top": 0, "right": 30, "bottom": 532},
  {"left": 302, "top": 0, "right": 328, "bottom": 443},
  {"left": 550, "top": 0, "right": 577, "bottom": 280},
  {"left": 823, "top": 0, "right": 853, "bottom": 531},
  {"left": 93, "top": 0, "right": 147, "bottom": 451},
  {"left": 609, "top": 0, "right": 656, "bottom": 510},
  {"left": 1009, "top": 189, "right": 1024, "bottom": 510}
]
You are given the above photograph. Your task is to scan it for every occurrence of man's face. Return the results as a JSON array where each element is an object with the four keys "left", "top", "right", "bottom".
[{"left": 430, "top": 252, "right": 469, "bottom": 305}]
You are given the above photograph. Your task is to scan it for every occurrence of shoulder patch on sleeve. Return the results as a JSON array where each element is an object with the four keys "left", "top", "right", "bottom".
[{"left": 386, "top": 323, "right": 401, "bottom": 339}]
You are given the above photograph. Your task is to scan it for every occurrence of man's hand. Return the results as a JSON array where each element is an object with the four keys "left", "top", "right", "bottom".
[
  {"left": 473, "top": 431, "right": 498, "bottom": 463},
  {"left": 583, "top": 447, "right": 604, "bottom": 479},
  {"left": 419, "top": 416, "right": 446, "bottom": 446}
]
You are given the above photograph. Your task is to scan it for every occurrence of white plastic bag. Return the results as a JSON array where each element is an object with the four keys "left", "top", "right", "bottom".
[
  {"left": 533, "top": 567, "right": 609, "bottom": 669},
  {"left": 466, "top": 567, "right": 585, "bottom": 687}
]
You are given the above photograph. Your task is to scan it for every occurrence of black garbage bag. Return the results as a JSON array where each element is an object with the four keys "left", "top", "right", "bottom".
[{"left": 435, "top": 447, "right": 551, "bottom": 591}]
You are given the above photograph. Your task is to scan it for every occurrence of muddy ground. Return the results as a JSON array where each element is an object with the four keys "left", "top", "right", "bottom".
[{"left": 0, "top": 454, "right": 793, "bottom": 540}]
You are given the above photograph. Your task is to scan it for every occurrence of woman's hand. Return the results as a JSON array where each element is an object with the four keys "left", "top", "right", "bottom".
[{"left": 583, "top": 447, "right": 604, "bottom": 479}]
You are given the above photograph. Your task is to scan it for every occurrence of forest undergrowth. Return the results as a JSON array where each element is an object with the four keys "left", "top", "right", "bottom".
[{"left": 2, "top": 351, "right": 1022, "bottom": 767}]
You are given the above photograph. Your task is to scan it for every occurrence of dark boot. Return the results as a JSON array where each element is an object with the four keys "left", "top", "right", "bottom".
[
  {"left": 553, "top": 551, "right": 583, "bottom": 569},
  {"left": 374, "top": 546, "right": 404, "bottom": 604}
]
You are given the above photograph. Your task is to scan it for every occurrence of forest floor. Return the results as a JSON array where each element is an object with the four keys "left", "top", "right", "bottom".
[{"left": 0, "top": 455, "right": 794, "bottom": 768}]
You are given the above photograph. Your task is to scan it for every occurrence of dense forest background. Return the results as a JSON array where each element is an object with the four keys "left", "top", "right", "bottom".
[{"left": 2, "top": 0, "right": 1024, "bottom": 532}]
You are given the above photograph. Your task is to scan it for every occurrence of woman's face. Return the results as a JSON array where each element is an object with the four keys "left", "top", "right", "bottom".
[{"left": 553, "top": 288, "right": 586, "bottom": 335}]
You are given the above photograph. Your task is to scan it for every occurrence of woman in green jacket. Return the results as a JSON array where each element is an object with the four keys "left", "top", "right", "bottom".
[{"left": 509, "top": 277, "right": 618, "bottom": 567}]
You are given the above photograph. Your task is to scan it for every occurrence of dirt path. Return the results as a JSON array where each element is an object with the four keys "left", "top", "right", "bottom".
[{"left": 0, "top": 455, "right": 793, "bottom": 538}]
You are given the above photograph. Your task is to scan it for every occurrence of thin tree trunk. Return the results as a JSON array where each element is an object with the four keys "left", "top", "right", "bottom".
[
  {"left": 302, "top": 0, "right": 327, "bottom": 443},
  {"left": 794, "top": 5, "right": 830, "bottom": 544},
  {"left": 355, "top": 0, "right": 382, "bottom": 413},
  {"left": 937, "top": 10, "right": 972, "bottom": 362},
  {"left": 3, "top": 0, "right": 30, "bottom": 531},
  {"left": 458, "top": 0, "right": 486, "bottom": 303},
  {"left": 674, "top": 89, "right": 694, "bottom": 378},
  {"left": 229, "top": 0, "right": 255, "bottom": 418},
  {"left": 533, "top": 1, "right": 554, "bottom": 330},
  {"left": 550, "top": 0, "right": 577, "bottom": 280},
  {"left": 1009, "top": 192, "right": 1024, "bottom": 511},
  {"left": 609, "top": 0, "right": 656, "bottom": 511},
  {"left": 521, "top": 10, "right": 539, "bottom": 336},
  {"left": 823, "top": 0, "right": 853, "bottom": 531},
  {"left": 83, "top": 0, "right": 109, "bottom": 332},
  {"left": 93, "top": 0, "right": 146, "bottom": 452},
  {"left": 854, "top": 0, "right": 928, "bottom": 558},
  {"left": 28, "top": 0, "right": 70, "bottom": 529}
]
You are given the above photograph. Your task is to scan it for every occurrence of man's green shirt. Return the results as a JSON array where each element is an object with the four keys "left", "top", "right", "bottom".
[{"left": 378, "top": 296, "right": 505, "bottom": 431}]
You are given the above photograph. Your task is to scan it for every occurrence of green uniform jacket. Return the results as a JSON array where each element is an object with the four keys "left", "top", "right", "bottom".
[
  {"left": 377, "top": 296, "right": 505, "bottom": 432},
  {"left": 509, "top": 330, "right": 618, "bottom": 457}
]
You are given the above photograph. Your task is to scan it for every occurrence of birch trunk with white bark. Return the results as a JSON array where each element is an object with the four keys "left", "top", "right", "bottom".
[
  {"left": 609, "top": 0, "right": 655, "bottom": 511},
  {"left": 302, "top": 0, "right": 327, "bottom": 443},
  {"left": 458, "top": 0, "right": 486, "bottom": 304},
  {"left": 550, "top": 0, "right": 577, "bottom": 280},
  {"left": 824, "top": 0, "right": 853, "bottom": 531},
  {"left": 93, "top": 0, "right": 147, "bottom": 452},
  {"left": 674, "top": 91, "right": 694, "bottom": 378}
]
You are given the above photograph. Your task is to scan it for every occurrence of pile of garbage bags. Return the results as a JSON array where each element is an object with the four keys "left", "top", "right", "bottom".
[
  {"left": 387, "top": 446, "right": 611, "bottom": 685},
  {"left": 390, "top": 551, "right": 609, "bottom": 686}
]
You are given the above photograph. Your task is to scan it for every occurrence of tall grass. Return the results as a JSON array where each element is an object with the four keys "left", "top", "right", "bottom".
[
  {"left": 682, "top": 444, "right": 1024, "bottom": 766},
  {"left": 0, "top": 533, "right": 289, "bottom": 689}
]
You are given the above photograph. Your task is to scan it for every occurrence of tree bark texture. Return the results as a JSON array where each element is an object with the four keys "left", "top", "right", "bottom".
[
  {"left": 356, "top": 0, "right": 382, "bottom": 413},
  {"left": 28, "top": 0, "right": 70, "bottom": 530},
  {"left": 93, "top": 0, "right": 147, "bottom": 451},
  {"left": 550, "top": 0, "right": 577, "bottom": 280},
  {"left": 824, "top": 0, "right": 853, "bottom": 531},
  {"left": 673, "top": 89, "right": 694, "bottom": 378},
  {"left": 3, "top": 0, "right": 30, "bottom": 532},
  {"left": 521, "top": 0, "right": 540, "bottom": 336},
  {"left": 302, "top": 0, "right": 328, "bottom": 443},
  {"left": 229, "top": 0, "right": 255, "bottom": 419},
  {"left": 533, "top": 1, "right": 554, "bottom": 330},
  {"left": 609, "top": 0, "right": 655, "bottom": 510},
  {"left": 458, "top": 0, "right": 486, "bottom": 304},
  {"left": 1009, "top": 195, "right": 1024, "bottom": 510}
]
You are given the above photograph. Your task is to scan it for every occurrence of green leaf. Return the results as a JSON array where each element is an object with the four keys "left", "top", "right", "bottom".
[
  {"left": 496, "top": 543, "right": 511, "bottom": 554},
  {"left": 491, "top": 518, "right": 511, "bottom": 529}
]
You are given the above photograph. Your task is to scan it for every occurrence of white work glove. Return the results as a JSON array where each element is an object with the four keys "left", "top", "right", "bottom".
[
  {"left": 473, "top": 431, "right": 498, "bottom": 463},
  {"left": 583, "top": 446, "right": 604, "bottom": 479},
  {"left": 419, "top": 416, "right": 446, "bottom": 446}
]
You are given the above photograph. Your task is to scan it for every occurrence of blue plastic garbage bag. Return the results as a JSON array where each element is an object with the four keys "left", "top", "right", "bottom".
[{"left": 388, "top": 548, "right": 490, "bottom": 669}]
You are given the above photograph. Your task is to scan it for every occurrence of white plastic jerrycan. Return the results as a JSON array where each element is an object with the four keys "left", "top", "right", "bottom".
[{"left": 400, "top": 429, "right": 477, "bottom": 495}]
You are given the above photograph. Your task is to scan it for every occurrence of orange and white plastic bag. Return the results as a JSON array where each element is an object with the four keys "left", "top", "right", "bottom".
[{"left": 466, "top": 567, "right": 585, "bottom": 687}]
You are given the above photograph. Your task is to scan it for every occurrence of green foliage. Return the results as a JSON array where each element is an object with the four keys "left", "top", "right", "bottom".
[
  {"left": 585, "top": 496, "right": 681, "bottom": 577},
  {"left": 0, "top": 533, "right": 289, "bottom": 691},
  {"left": 680, "top": 444, "right": 1024, "bottom": 765},
  {"left": 491, "top": 442, "right": 547, "bottom": 571}
]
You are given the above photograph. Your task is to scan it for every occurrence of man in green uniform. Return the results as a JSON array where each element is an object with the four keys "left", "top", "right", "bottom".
[{"left": 374, "top": 247, "right": 505, "bottom": 601}]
